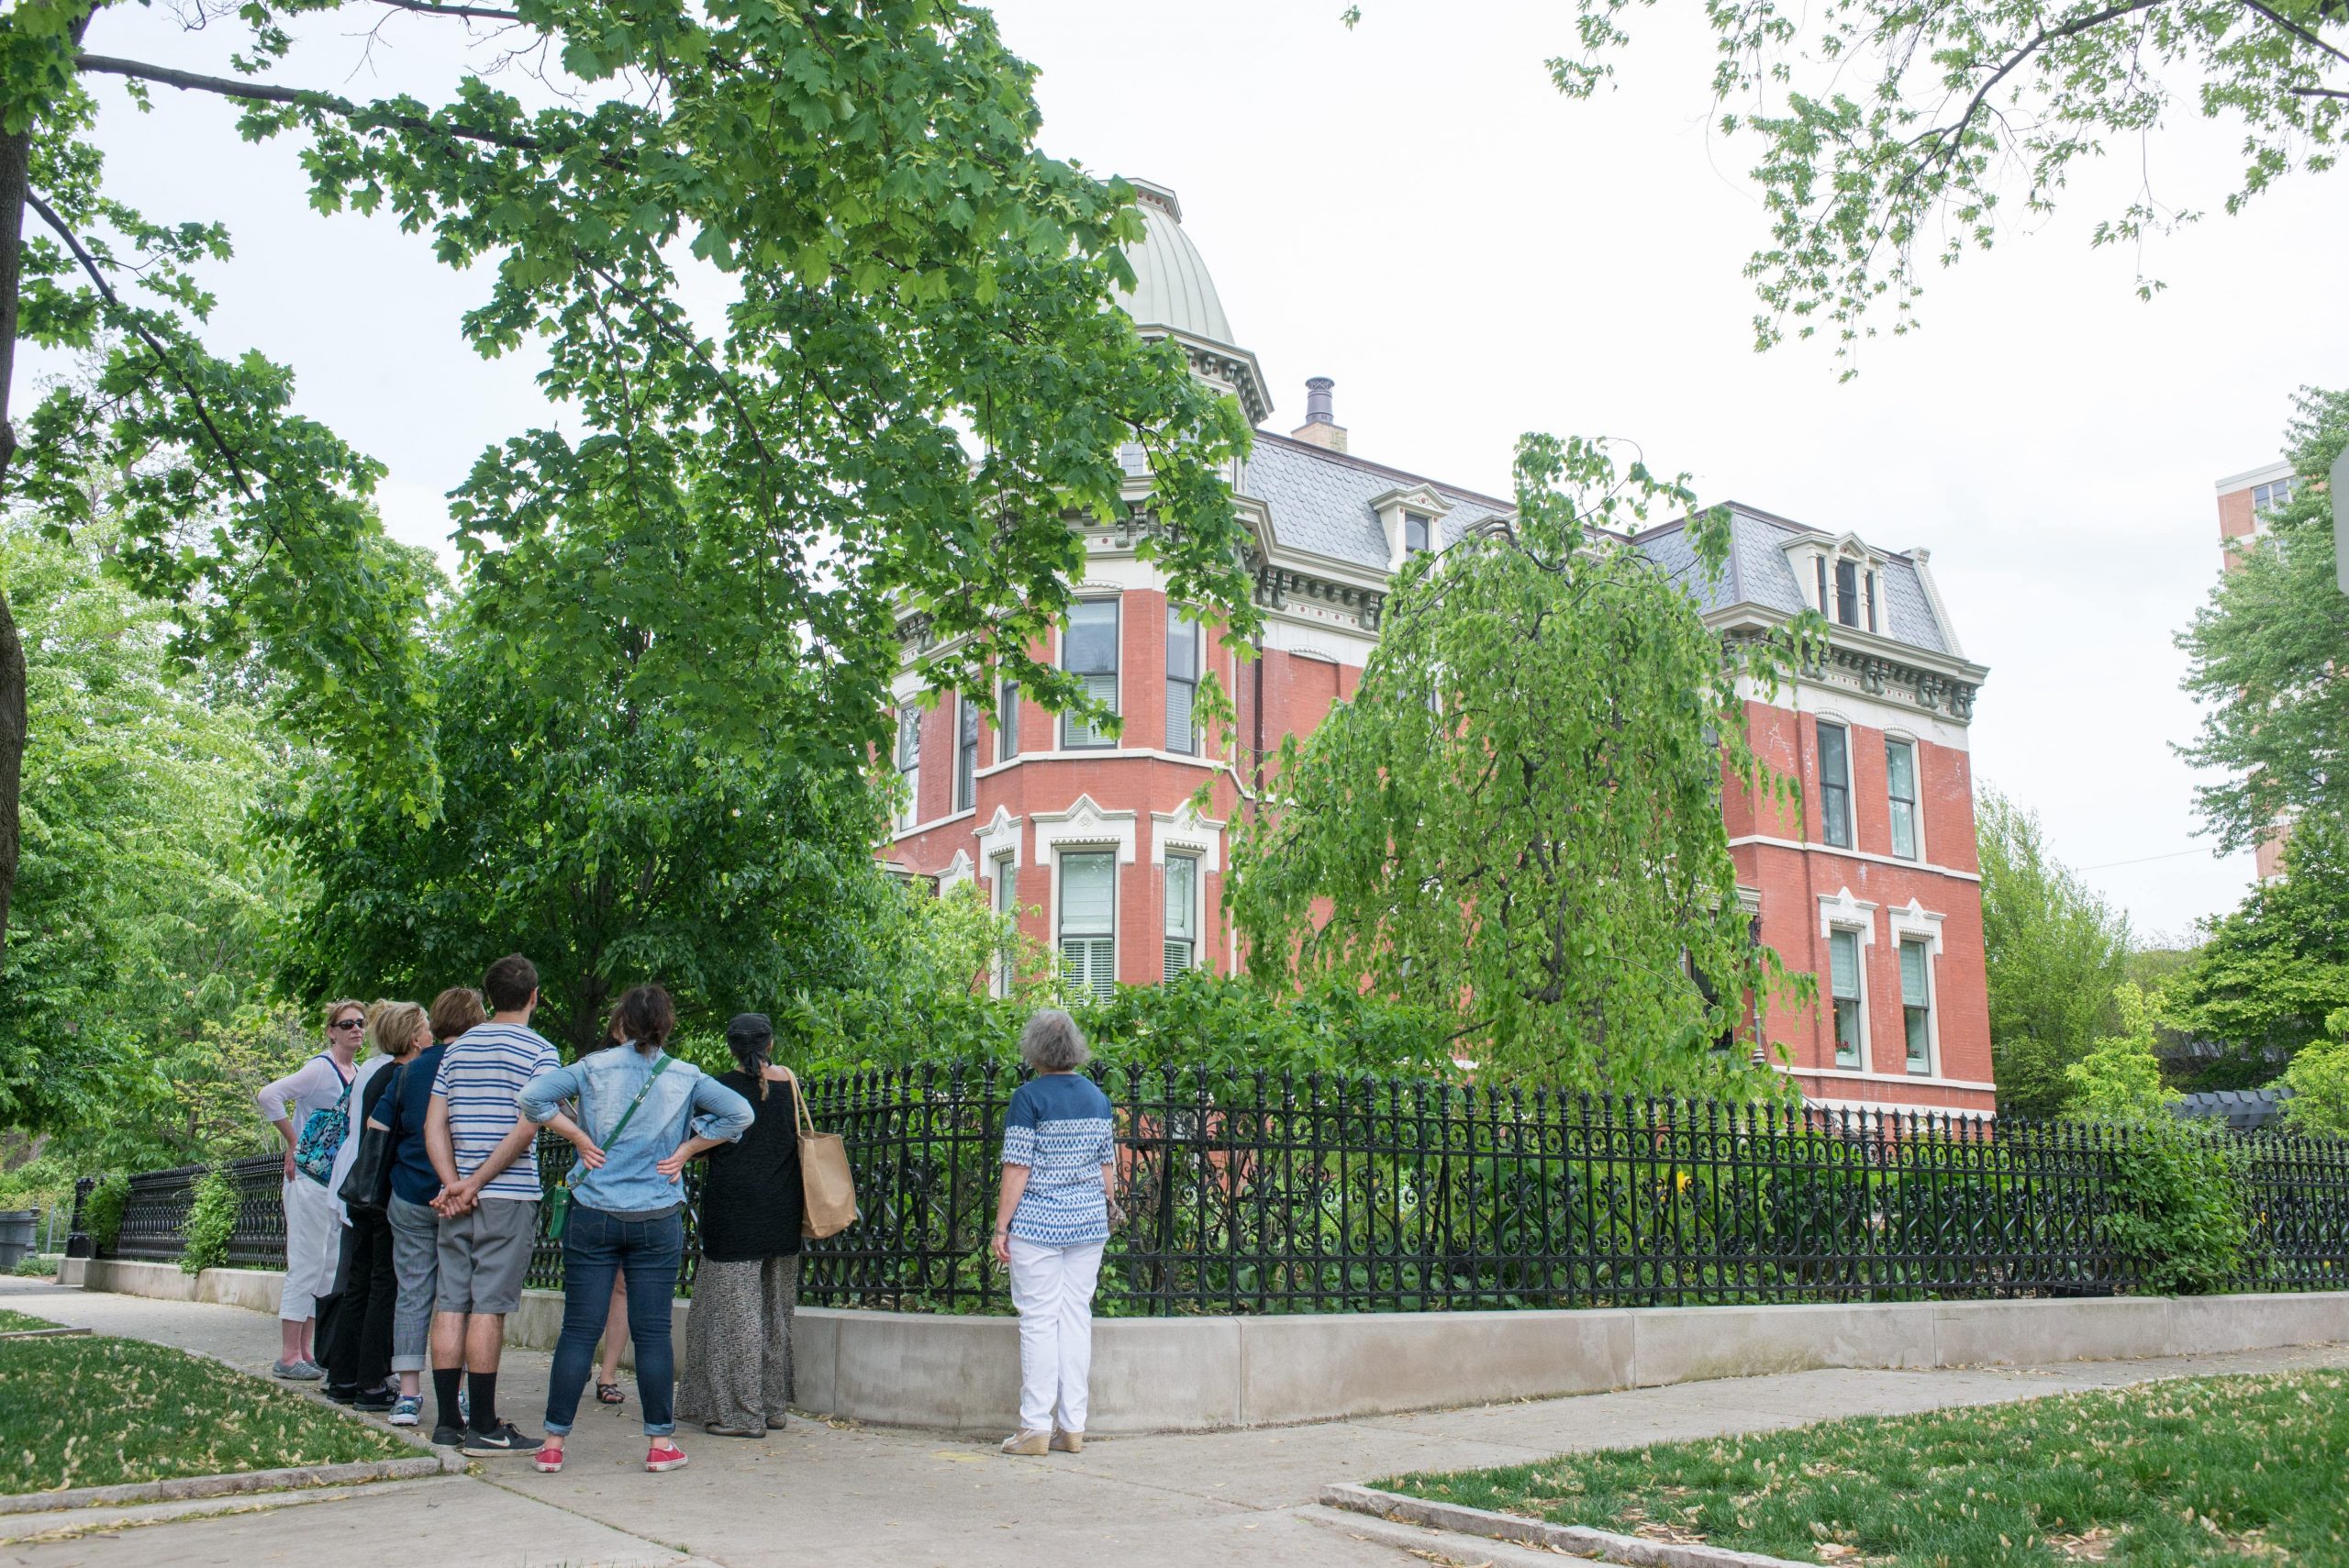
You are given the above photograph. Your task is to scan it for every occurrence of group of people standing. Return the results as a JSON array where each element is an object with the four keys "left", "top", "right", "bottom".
[
  {"left": 258, "top": 956, "right": 1119, "bottom": 1466},
  {"left": 257, "top": 955, "right": 807, "bottom": 1472}
]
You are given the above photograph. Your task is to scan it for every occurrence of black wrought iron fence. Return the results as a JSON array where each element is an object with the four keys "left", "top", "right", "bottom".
[{"left": 72, "top": 1065, "right": 2349, "bottom": 1315}]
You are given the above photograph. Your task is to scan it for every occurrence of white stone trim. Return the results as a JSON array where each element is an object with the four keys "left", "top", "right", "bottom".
[
  {"left": 1030, "top": 794, "right": 1138, "bottom": 863},
  {"left": 1262, "top": 613, "right": 1375, "bottom": 666},
  {"left": 1818, "top": 887, "right": 1876, "bottom": 941},
  {"left": 1887, "top": 897, "right": 1945, "bottom": 1079},
  {"left": 1150, "top": 806, "right": 1225, "bottom": 873},
  {"left": 888, "top": 804, "right": 975, "bottom": 846},
  {"left": 2214, "top": 459, "right": 2294, "bottom": 494},
  {"left": 939, "top": 849, "right": 974, "bottom": 892},
  {"left": 1733, "top": 662, "right": 1975, "bottom": 751},
  {"left": 1370, "top": 484, "right": 1453, "bottom": 573},
  {"left": 1792, "top": 1066, "right": 1996, "bottom": 1093},
  {"left": 1819, "top": 887, "right": 1875, "bottom": 1070},
  {"left": 974, "top": 806, "right": 1022, "bottom": 876},
  {"left": 976, "top": 748, "right": 1223, "bottom": 782},
  {"left": 1727, "top": 834, "right": 1983, "bottom": 884}
]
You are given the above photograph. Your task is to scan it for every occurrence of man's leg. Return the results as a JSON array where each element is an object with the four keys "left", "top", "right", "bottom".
[{"left": 430, "top": 1204, "right": 475, "bottom": 1438}]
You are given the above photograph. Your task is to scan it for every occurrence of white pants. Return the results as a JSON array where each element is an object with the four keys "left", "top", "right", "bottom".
[
  {"left": 1008, "top": 1237, "right": 1104, "bottom": 1435},
  {"left": 280, "top": 1176, "right": 340, "bottom": 1322}
]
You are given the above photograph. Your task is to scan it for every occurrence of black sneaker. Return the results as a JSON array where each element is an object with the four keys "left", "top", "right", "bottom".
[
  {"left": 431, "top": 1424, "right": 466, "bottom": 1448},
  {"left": 354, "top": 1383, "right": 399, "bottom": 1412},
  {"left": 322, "top": 1384, "right": 360, "bottom": 1406},
  {"left": 461, "top": 1421, "right": 544, "bottom": 1457}
]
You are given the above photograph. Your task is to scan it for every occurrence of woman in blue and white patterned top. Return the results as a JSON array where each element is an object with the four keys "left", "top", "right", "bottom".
[{"left": 990, "top": 1009, "right": 1118, "bottom": 1456}]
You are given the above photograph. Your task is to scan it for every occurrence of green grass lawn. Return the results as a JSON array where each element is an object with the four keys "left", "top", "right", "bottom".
[
  {"left": 1385, "top": 1370, "right": 2349, "bottom": 1565},
  {"left": 0, "top": 1334, "right": 412, "bottom": 1495},
  {"left": 0, "top": 1307, "right": 61, "bottom": 1332}
]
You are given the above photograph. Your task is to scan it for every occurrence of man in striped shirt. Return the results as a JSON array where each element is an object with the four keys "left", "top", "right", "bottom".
[{"left": 423, "top": 953, "right": 558, "bottom": 1456}]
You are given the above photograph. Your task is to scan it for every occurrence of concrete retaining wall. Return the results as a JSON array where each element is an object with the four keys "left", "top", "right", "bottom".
[{"left": 60, "top": 1258, "right": 2349, "bottom": 1435}]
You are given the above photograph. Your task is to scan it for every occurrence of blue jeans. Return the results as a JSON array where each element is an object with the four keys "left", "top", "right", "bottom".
[{"left": 544, "top": 1205, "right": 685, "bottom": 1438}]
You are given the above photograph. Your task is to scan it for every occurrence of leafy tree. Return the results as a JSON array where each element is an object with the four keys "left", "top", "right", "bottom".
[
  {"left": 274, "top": 596, "right": 913, "bottom": 1058},
  {"left": 0, "top": 513, "right": 293, "bottom": 1140},
  {"left": 1976, "top": 787, "right": 2133, "bottom": 1118},
  {"left": 1229, "top": 434, "right": 1814, "bottom": 1096},
  {"left": 2281, "top": 1018, "right": 2349, "bottom": 1139},
  {"left": 2064, "top": 983, "right": 2179, "bottom": 1119},
  {"left": 2176, "top": 388, "right": 2349, "bottom": 851},
  {"left": 2165, "top": 812, "right": 2349, "bottom": 1079},
  {"left": 1542, "top": 0, "right": 2349, "bottom": 365},
  {"left": 1, "top": 0, "right": 1260, "bottom": 961}
]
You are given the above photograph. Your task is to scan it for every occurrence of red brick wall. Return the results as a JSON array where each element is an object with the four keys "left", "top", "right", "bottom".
[{"left": 891, "top": 592, "right": 1993, "bottom": 1112}]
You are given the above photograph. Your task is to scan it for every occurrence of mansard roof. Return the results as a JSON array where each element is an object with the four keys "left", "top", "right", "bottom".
[{"left": 1239, "top": 434, "right": 1961, "bottom": 662}]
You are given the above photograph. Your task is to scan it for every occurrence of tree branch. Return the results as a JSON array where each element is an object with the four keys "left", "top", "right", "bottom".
[
  {"left": 26, "top": 191, "right": 258, "bottom": 504},
  {"left": 373, "top": 0, "right": 525, "bottom": 20},
  {"left": 75, "top": 54, "right": 551, "bottom": 155},
  {"left": 2238, "top": 0, "right": 2349, "bottom": 72}
]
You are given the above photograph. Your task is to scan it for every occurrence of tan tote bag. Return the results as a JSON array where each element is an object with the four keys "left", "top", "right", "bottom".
[{"left": 779, "top": 1067, "right": 858, "bottom": 1240}]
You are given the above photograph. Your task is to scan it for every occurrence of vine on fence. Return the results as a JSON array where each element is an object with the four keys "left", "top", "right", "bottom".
[{"left": 180, "top": 1167, "right": 242, "bottom": 1276}]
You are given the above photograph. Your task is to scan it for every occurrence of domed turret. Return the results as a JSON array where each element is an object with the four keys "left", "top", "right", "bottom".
[{"left": 1113, "top": 180, "right": 1272, "bottom": 424}]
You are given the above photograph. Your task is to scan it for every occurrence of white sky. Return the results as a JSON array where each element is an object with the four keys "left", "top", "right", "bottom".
[{"left": 57, "top": 0, "right": 2349, "bottom": 939}]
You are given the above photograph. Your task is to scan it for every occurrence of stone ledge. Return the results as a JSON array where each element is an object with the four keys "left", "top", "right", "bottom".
[
  {"left": 60, "top": 1257, "right": 2349, "bottom": 1434},
  {"left": 0, "top": 1454, "right": 457, "bottom": 1517},
  {"left": 1319, "top": 1483, "right": 1809, "bottom": 1567}
]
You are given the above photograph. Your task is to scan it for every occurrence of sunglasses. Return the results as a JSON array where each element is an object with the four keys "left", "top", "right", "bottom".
[{"left": 331, "top": 1018, "right": 366, "bottom": 1031}]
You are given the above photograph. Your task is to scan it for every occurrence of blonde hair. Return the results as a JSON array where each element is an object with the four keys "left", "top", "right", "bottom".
[
  {"left": 323, "top": 997, "right": 366, "bottom": 1032},
  {"left": 372, "top": 1002, "right": 430, "bottom": 1061}
]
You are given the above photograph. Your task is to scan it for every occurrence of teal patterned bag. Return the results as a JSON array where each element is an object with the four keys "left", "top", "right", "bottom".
[{"left": 293, "top": 1057, "right": 354, "bottom": 1185}]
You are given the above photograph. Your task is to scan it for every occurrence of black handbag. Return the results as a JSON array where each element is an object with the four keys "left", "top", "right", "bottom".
[{"left": 337, "top": 1062, "right": 405, "bottom": 1215}]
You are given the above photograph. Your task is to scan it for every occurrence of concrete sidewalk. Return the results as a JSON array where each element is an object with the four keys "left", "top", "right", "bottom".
[{"left": 7, "top": 1276, "right": 2347, "bottom": 1568}]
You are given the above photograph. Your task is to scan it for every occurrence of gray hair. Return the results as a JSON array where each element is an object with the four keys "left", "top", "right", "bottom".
[{"left": 1019, "top": 1008, "right": 1090, "bottom": 1073}]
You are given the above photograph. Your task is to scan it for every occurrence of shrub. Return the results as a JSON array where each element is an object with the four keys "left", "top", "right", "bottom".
[
  {"left": 2065, "top": 984, "right": 2178, "bottom": 1119},
  {"left": 82, "top": 1173, "right": 128, "bottom": 1256},
  {"left": 2101, "top": 1118, "right": 2251, "bottom": 1296},
  {"left": 180, "top": 1167, "right": 240, "bottom": 1275},
  {"left": 2282, "top": 1024, "right": 2349, "bottom": 1138},
  {"left": 14, "top": 1253, "right": 59, "bottom": 1277}
]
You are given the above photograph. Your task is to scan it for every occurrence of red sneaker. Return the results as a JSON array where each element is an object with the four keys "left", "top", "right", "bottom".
[
  {"left": 645, "top": 1442, "right": 688, "bottom": 1473},
  {"left": 533, "top": 1445, "right": 564, "bottom": 1473}
]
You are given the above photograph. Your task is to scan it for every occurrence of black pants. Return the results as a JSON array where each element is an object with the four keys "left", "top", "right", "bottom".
[{"left": 321, "top": 1209, "right": 397, "bottom": 1391}]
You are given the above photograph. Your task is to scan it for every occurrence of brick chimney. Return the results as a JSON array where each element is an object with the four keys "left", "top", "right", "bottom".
[{"left": 1289, "top": 376, "right": 1347, "bottom": 453}]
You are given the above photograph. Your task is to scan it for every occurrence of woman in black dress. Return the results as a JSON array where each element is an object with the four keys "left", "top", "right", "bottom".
[{"left": 677, "top": 1012, "right": 804, "bottom": 1436}]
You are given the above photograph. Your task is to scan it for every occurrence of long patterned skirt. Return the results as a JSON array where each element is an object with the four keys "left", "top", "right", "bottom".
[{"left": 677, "top": 1254, "right": 799, "bottom": 1434}]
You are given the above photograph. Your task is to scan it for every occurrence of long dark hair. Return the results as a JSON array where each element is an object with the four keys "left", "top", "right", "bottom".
[{"left": 607, "top": 985, "right": 677, "bottom": 1056}]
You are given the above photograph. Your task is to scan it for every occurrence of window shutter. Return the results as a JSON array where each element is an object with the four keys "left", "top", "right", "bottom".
[
  {"left": 1066, "top": 671, "right": 1119, "bottom": 748},
  {"left": 1060, "top": 938, "right": 1115, "bottom": 1001},
  {"left": 1899, "top": 940, "right": 1929, "bottom": 1006},
  {"left": 1163, "top": 938, "right": 1192, "bottom": 980},
  {"left": 1830, "top": 929, "right": 1858, "bottom": 997},
  {"left": 1165, "top": 679, "right": 1194, "bottom": 752}
]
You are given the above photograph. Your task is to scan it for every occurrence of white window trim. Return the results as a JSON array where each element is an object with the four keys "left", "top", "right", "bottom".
[
  {"left": 1058, "top": 599, "right": 1124, "bottom": 751},
  {"left": 1819, "top": 888, "right": 1876, "bottom": 1071},
  {"left": 1162, "top": 851, "right": 1201, "bottom": 981},
  {"left": 1884, "top": 733, "right": 1925, "bottom": 863},
  {"left": 975, "top": 747, "right": 1223, "bottom": 782},
  {"left": 938, "top": 848, "right": 974, "bottom": 893},
  {"left": 1370, "top": 484, "right": 1453, "bottom": 573},
  {"left": 989, "top": 848, "right": 1019, "bottom": 998},
  {"left": 1033, "top": 795, "right": 1138, "bottom": 961},
  {"left": 1814, "top": 716, "right": 1855, "bottom": 851},
  {"left": 1888, "top": 896, "right": 1944, "bottom": 1077},
  {"left": 974, "top": 806, "right": 1023, "bottom": 876},
  {"left": 1055, "top": 848, "right": 1119, "bottom": 999},
  {"left": 1149, "top": 806, "right": 1224, "bottom": 873}
]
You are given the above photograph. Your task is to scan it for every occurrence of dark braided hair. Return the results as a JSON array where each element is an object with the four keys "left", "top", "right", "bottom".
[
  {"left": 607, "top": 984, "right": 677, "bottom": 1056},
  {"left": 726, "top": 1014, "right": 774, "bottom": 1100}
]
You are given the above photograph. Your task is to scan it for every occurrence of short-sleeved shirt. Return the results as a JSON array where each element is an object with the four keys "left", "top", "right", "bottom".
[
  {"left": 431, "top": 1022, "right": 559, "bottom": 1203},
  {"left": 1001, "top": 1073, "right": 1116, "bottom": 1246},
  {"left": 378, "top": 1044, "right": 448, "bottom": 1207}
]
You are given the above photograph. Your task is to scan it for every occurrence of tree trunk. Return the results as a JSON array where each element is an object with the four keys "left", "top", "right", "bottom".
[{"left": 0, "top": 122, "right": 30, "bottom": 966}]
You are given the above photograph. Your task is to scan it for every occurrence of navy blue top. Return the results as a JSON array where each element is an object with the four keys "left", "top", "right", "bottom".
[{"left": 373, "top": 1043, "right": 451, "bottom": 1207}]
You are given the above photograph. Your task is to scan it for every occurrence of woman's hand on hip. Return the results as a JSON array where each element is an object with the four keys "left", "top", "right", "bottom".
[{"left": 656, "top": 1146, "right": 691, "bottom": 1180}]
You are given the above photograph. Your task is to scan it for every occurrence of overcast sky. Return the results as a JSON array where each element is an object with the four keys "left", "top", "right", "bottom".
[{"left": 57, "top": 0, "right": 2349, "bottom": 939}]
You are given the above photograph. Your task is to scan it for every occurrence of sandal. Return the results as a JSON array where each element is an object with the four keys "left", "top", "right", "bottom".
[{"left": 596, "top": 1382, "right": 626, "bottom": 1406}]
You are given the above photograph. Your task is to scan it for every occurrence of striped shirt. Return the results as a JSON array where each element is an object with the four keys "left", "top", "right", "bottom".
[
  {"left": 431, "top": 1022, "right": 559, "bottom": 1202},
  {"left": 1001, "top": 1074, "right": 1116, "bottom": 1246}
]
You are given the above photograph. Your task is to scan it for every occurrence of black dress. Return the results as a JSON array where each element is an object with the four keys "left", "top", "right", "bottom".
[{"left": 697, "top": 1070, "right": 802, "bottom": 1261}]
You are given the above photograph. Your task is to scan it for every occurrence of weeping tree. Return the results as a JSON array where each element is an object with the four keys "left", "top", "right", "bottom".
[
  {"left": 1229, "top": 435, "right": 1818, "bottom": 1097},
  {"left": 0, "top": 0, "right": 1258, "bottom": 980}
]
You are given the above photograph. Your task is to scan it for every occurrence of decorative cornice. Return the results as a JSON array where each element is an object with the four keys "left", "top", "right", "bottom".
[
  {"left": 1721, "top": 619, "right": 1983, "bottom": 724},
  {"left": 1255, "top": 564, "right": 1385, "bottom": 630}
]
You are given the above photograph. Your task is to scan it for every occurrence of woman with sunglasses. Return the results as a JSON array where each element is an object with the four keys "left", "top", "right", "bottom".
[{"left": 259, "top": 998, "right": 369, "bottom": 1377}]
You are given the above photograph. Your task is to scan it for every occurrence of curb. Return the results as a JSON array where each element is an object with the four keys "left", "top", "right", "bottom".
[
  {"left": 1319, "top": 1483, "right": 1813, "bottom": 1568},
  {"left": 0, "top": 1453, "right": 462, "bottom": 1517}
]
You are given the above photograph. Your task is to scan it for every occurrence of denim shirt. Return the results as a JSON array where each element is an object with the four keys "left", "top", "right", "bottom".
[{"left": 519, "top": 1048, "right": 753, "bottom": 1215}]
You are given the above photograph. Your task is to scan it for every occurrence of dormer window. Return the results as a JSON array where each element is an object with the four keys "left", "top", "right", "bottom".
[
  {"left": 1404, "top": 513, "right": 1431, "bottom": 554},
  {"left": 1796, "top": 535, "right": 1884, "bottom": 633},
  {"left": 1372, "top": 484, "right": 1452, "bottom": 573}
]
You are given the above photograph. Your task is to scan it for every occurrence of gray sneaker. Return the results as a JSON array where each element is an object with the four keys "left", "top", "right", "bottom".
[{"left": 273, "top": 1359, "right": 324, "bottom": 1380}]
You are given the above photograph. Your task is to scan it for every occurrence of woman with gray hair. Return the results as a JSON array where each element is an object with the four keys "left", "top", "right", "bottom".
[{"left": 990, "top": 1008, "right": 1118, "bottom": 1456}]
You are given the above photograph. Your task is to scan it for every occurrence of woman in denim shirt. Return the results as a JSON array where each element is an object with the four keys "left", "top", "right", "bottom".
[{"left": 519, "top": 984, "right": 752, "bottom": 1474}]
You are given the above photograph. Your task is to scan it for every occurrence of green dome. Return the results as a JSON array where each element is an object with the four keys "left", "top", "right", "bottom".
[{"left": 1116, "top": 181, "right": 1234, "bottom": 346}]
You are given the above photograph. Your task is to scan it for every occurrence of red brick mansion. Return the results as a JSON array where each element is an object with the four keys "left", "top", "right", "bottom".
[{"left": 887, "top": 183, "right": 1997, "bottom": 1117}]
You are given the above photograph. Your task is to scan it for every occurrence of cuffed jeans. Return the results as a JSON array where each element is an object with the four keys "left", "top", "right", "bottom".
[
  {"left": 386, "top": 1195, "right": 440, "bottom": 1373},
  {"left": 545, "top": 1206, "right": 685, "bottom": 1438},
  {"left": 1008, "top": 1237, "right": 1104, "bottom": 1435}
]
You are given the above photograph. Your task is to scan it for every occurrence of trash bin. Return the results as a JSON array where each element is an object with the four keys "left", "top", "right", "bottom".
[{"left": 0, "top": 1209, "right": 36, "bottom": 1271}]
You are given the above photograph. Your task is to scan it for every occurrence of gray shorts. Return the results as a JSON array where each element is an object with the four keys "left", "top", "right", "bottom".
[{"left": 434, "top": 1197, "right": 540, "bottom": 1316}]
